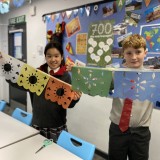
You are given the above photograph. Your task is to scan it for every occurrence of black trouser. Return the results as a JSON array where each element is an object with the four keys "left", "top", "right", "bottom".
[
  {"left": 32, "top": 124, "right": 68, "bottom": 143},
  {"left": 108, "top": 122, "right": 151, "bottom": 160}
]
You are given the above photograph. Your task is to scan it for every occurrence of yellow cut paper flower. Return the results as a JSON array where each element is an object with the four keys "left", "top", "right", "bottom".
[{"left": 17, "top": 64, "right": 50, "bottom": 96}]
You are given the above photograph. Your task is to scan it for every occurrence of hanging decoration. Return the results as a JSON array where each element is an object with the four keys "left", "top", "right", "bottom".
[
  {"left": 66, "top": 10, "right": 72, "bottom": 19},
  {"left": 116, "top": 0, "right": 125, "bottom": 11},
  {"left": 144, "top": 0, "right": 152, "bottom": 7},
  {"left": 0, "top": 0, "right": 10, "bottom": 14},
  {"left": 72, "top": 66, "right": 112, "bottom": 97},
  {"left": 61, "top": 11, "right": 66, "bottom": 20},
  {"left": 93, "top": 4, "right": 99, "bottom": 14},
  {"left": 85, "top": 5, "right": 91, "bottom": 16},
  {"left": 73, "top": 9, "right": 78, "bottom": 17},
  {"left": 79, "top": 7, "right": 85, "bottom": 16},
  {"left": 0, "top": 52, "right": 74, "bottom": 109},
  {"left": 12, "top": 0, "right": 25, "bottom": 8},
  {"left": 51, "top": 14, "right": 55, "bottom": 22}
]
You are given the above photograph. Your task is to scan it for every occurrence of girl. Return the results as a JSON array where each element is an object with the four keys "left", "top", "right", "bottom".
[{"left": 31, "top": 41, "right": 81, "bottom": 142}]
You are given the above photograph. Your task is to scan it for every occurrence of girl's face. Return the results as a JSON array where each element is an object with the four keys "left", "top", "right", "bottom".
[
  {"left": 123, "top": 47, "right": 147, "bottom": 68},
  {"left": 45, "top": 48, "right": 63, "bottom": 70}
]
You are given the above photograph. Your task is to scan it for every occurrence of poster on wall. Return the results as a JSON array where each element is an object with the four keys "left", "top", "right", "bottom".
[
  {"left": 140, "top": 24, "right": 160, "bottom": 53},
  {"left": 87, "top": 19, "right": 114, "bottom": 67},
  {"left": 65, "top": 17, "right": 81, "bottom": 37},
  {"left": 76, "top": 33, "right": 87, "bottom": 54}
]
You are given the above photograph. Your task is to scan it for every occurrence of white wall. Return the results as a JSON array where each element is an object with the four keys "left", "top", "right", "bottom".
[{"left": 0, "top": 1, "right": 160, "bottom": 159}]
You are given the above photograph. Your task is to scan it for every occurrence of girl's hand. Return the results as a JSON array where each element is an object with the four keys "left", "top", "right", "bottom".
[
  {"left": 66, "top": 62, "right": 75, "bottom": 72},
  {"left": 73, "top": 91, "right": 82, "bottom": 101}
]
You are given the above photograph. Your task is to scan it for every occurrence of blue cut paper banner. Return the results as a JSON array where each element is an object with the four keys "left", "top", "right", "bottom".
[{"left": 112, "top": 71, "right": 160, "bottom": 103}]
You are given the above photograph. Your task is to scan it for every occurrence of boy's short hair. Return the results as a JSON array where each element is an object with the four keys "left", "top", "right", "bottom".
[{"left": 122, "top": 34, "right": 146, "bottom": 51}]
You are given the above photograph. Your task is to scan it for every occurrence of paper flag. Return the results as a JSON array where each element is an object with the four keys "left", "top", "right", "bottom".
[
  {"left": 79, "top": 7, "right": 85, "bottom": 16},
  {"left": 61, "top": 12, "right": 66, "bottom": 20},
  {"left": 0, "top": 52, "right": 24, "bottom": 83},
  {"left": 116, "top": 0, "right": 125, "bottom": 11},
  {"left": 72, "top": 66, "right": 112, "bottom": 97},
  {"left": 73, "top": 9, "right": 79, "bottom": 17},
  {"left": 45, "top": 77, "right": 74, "bottom": 109},
  {"left": 144, "top": 0, "right": 151, "bottom": 7},
  {"left": 93, "top": 4, "right": 99, "bottom": 14},
  {"left": 112, "top": 71, "right": 160, "bottom": 103},
  {"left": 66, "top": 10, "right": 72, "bottom": 19},
  {"left": 51, "top": 14, "right": 55, "bottom": 22},
  {"left": 85, "top": 5, "right": 91, "bottom": 16},
  {"left": 55, "top": 13, "right": 60, "bottom": 21},
  {"left": 0, "top": 52, "right": 74, "bottom": 109},
  {"left": 66, "top": 42, "right": 73, "bottom": 55},
  {"left": 45, "top": 15, "right": 51, "bottom": 23},
  {"left": 17, "top": 64, "right": 50, "bottom": 96}
]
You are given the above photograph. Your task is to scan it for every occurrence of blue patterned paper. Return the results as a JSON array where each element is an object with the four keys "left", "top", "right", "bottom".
[{"left": 112, "top": 71, "right": 160, "bottom": 103}]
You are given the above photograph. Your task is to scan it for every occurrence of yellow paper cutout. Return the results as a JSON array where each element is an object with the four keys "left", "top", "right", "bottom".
[{"left": 17, "top": 64, "right": 50, "bottom": 96}]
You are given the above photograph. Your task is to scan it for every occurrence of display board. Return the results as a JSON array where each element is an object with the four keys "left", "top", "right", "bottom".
[{"left": 44, "top": 0, "right": 160, "bottom": 153}]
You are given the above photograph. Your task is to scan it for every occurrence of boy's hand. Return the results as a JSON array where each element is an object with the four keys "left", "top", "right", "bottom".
[{"left": 73, "top": 91, "right": 82, "bottom": 100}]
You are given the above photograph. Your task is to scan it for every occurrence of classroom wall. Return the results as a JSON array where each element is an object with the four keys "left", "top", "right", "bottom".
[{"left": 0, "top": 1, "right": 160, "bottom": 159}]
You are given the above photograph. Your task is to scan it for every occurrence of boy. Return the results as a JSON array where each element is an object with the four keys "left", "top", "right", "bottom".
[{"left": 109, "top": 34, "right": 153, "bottom": 160}]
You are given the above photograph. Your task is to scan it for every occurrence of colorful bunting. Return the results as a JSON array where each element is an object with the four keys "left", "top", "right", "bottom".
[
  {"left": 116, "top": 0, "right": 125, "bottom": 11},
  {"left": 45, "top": 77, "right": 74, "bottom": 109},
  {"left": 79, "top": 7, "right": 85, "bottom": 16},
  {"left": 17, "top": 64, "right": 50, "bottom": 96},
  {"left": 72, "top": 66, "right": 112, "bottom": 97},
  {"left": 85, "top": 5, "right": 91, "bottom": 16},
  {"left": 73, "top": 9, "right": 79, "bottom": 17},
  {"left": 93, "top": 4, "right": 99, "bottom": 14},
  {"left": 0, "top": 52, "right": 74, "bottom": 109},
  {"left": 66, "top": 10, "right": 72, "bottom": 19}
]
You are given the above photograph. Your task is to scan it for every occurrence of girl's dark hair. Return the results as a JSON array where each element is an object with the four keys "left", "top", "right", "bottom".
[{"left": 44, "top": 41, "right": 65, "bottom": 65}]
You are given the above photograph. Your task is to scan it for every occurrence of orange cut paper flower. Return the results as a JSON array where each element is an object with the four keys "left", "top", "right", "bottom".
[{"left": 45, "top": 77, "right": 74, "bottom": 109}]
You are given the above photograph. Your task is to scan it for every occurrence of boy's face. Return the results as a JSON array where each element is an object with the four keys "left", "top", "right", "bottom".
[{"left": 123, "top": 47, "right": 147, "bottom": 68}]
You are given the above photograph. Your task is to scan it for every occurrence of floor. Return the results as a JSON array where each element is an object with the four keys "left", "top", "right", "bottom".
[{"left": 3, "top": 106, "right": 107, "bottom": 160}]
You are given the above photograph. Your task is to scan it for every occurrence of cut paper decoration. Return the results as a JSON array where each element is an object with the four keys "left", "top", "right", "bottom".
[
  {"left": 112, "top": 71, "right": 160, "bottom": 103},
  {"left": 45, "top": 15, "right": 51, "bottom": 23},
  {"left": 51, "top": 14, "right": 55, "bottom": 22},
  {"left": 61, "top": 12, "right": 66, "bottom": 20},
  {"left": 116, "top": 0, "right": 125, "bottom": 11},
  {"left": 13, "top": 0, "right": 25, "bottom": 8},
  {"left": 72, "top": 66, "right": 112, "bottom": 97},
  {"left": 73, "top": 9, "right": 78, "bottom": 17},
  {"left": 93, "top": 5, "right": 99, "bottom": 14},
  {"left": 66, "top": 42, "right": 73, "bottom": 55},
  {"left": 0, "top": 0, "right": 10, "bottom": 14},
  {"left": 17, "top": 64, "right": 50, "bottom": 96},
  {"left": 45, "top": 77, "right": 74, "bottom": 109},
  {"left": 144, "top": 0, "right": 151, "bottom": 7},
  {"left": 79, "top": 7, "right": 85, "bottom": 16},
  {"left": 0, "top": 52, "right": 74, "bottom": 109},
  {"left": 87, "top": 19, "right": 114, "bottom": 67},
  {"left": 66, "top": 10, "right": 72, "bottom": 19},
  {"left": 85, "top": 5, "right": 91, "bottom": 16},
  {"left": 55, "top": 13, "right": 60, "bottom": 21},
  {"left": 0, "top": 52, "right": 24, "bottom": 83}
]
